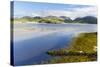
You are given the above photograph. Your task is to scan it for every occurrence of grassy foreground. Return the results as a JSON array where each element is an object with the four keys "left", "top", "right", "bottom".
[{"left": 45, "top": 32, "right": 97, "bottom": 63}]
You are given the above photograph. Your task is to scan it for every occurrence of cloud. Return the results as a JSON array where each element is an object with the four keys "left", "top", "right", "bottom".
[
  {"left": 69, "top": 6, "right": 97, "bottom": 19},
  {"left": 31, "top": 6, "right": 97, "bottom": 20}
]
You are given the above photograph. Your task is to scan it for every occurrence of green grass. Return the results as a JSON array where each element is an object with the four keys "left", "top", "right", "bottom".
[
  {"left": 38, "top": 17, "right": 64, "bottom": 24},
  {"left": 67, "top": 32, "right": 97, "bottom": 53},
  {"left": 45, "top": 32, "right": 97, "bottom": 63}
]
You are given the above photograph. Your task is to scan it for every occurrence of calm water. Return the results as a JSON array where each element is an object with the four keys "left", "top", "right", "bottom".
[{"left": 13, "top": 23, "right": 97, "bottom": 66}]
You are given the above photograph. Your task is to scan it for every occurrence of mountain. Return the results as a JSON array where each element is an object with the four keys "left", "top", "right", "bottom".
[
  {"left": 59, "top": 16, "right": 72, "bottom": 23},
  {"left": 74, "top": 16, "right": 97, "bottom": 24},
  {"left": 13, "top": 16, "right": 97, "bottom": 24},
  {"left": 38, "top": 16, "right": 64, "bottom": 24}
]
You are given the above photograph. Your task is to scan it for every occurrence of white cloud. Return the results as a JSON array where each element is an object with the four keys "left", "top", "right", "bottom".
[
  {"left": 69, "top": 6, "right": 98, "bottom": 19},
  {"left": 31, "top": 6, "right": 97, "bottom": 20},
  {"left": 32, "top": 13, "right": 41, "bottom": 17}
]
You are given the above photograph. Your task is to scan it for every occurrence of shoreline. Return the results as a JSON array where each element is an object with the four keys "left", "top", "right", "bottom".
[
  {"left": 13, "top": 22, "right": 97, "bottom": 25},
  {"left": 12, "top": 23, "right": 97, "bottom": 65},
  {"left": 45, "top": 32, "right": 97, "bottom": 63}
]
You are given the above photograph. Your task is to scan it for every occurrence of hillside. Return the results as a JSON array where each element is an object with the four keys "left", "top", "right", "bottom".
[{"left": 12, "top": 16, "right": 97, "bottom": 24}]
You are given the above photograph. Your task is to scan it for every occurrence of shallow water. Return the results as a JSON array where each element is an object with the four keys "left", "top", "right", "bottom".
[{"left": 12, "top": 23, "right": 97, "bottom": 66}]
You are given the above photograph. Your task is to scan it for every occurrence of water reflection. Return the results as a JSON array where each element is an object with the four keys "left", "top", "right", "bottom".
[{"left": 13, "top": 23, "right": 97, "bottom": 66}]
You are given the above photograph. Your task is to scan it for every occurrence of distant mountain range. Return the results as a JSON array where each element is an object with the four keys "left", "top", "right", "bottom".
[
  {"left": 12, "top": 16, "right": 97, "bottom": 24},
  {"left": 74, "top": 16, "right": 97, "bottom": 24}
]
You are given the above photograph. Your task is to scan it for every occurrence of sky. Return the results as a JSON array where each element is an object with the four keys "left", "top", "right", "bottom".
[{"left": 12, "top": 1, "right": 97, "bottom": 19}]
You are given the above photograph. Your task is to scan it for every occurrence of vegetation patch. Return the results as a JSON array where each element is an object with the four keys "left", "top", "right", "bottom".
[
  {"left": 45, "top": 32, "right": 97, "bottom": 63},
  {"left": 12, "top": 16, "right": 97, "bottom": 24}
]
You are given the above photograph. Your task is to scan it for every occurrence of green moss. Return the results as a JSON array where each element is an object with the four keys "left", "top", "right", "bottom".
[
  {"left": 46, "top": 32, "right": 97, "bottom": 63},
  {"left": 68, "top": 32, "right": 97, "bottom": 53}
]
